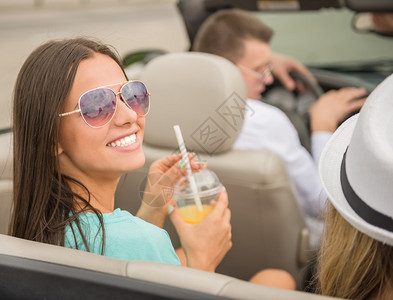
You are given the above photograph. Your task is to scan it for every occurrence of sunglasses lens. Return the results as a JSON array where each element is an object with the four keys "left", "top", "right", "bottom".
[
  {"left": 80, "top": 88, "right": 116, "bottom": 127},
  {"left": 121, "top": 81, "right": 150, "bottom": 116}
]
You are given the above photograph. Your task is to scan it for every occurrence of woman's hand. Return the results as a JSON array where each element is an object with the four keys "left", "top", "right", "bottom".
[
  {"left": 169, "top": 190, "right": 232, "bottom": 272},
  {"left": 136, "top": 153, "right": 205, "bottom": 228}
]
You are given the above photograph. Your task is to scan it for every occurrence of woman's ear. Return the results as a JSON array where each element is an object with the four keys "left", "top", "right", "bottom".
[{"left": 56, "top": 143, "right": 64, "bottom": 156}]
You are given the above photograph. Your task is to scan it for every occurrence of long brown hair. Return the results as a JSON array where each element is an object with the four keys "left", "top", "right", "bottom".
[
  {"left": 317, "top": 203, "right": 393, "bottom": 299},
  {"left": 10, "top": 38, "right": 126, "bottom": 251}
]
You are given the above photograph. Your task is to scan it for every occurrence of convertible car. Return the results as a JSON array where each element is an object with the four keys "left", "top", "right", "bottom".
[{"left": 0, "top": 0, "right": 392, "bottom": 299}]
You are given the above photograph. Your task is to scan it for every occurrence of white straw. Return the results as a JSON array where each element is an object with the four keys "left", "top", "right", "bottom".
[{"left": 173, "top": 125, "right": 203, "bottom": 211}]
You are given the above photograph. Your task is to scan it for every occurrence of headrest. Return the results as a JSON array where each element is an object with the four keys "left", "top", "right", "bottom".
[{"left": 140, "top": 52, "right": 247, "bottom": 155}]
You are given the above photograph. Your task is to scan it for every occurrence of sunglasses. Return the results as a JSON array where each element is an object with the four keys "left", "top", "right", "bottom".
[{"left": 59, "top": 81, "right": 150, "bottom": 128}]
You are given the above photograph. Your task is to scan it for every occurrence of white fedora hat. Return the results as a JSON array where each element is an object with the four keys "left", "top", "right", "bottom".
[{"left": 319, "top": 73, "right": 393, "bottom": 246}]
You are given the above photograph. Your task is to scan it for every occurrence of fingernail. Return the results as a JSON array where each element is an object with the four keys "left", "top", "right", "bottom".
[
  {"left": 190, "top": 152, "right": 196, "bottom": 157},
  {"left": 222, "top": 186, "right": 226, "bottom": 191},
  {"left": 167, "top": 205, "right": 174, "bottom": 215},
  {"left": 178, "top": 159, "right": 186, "bottom": 168}
]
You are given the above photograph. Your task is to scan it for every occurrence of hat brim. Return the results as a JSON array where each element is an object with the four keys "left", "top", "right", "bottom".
[{"left": 319, "top": 114, "right": 393, "bottom": 246}]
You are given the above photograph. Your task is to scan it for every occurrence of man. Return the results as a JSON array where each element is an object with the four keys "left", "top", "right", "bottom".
[{"left": 193, "top": 8, "right": 367, "bottom": 248}]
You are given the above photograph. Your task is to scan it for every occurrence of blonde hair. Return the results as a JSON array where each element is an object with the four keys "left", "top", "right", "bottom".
[{"left": 317, "top": 203, "right": 393, "bottom": 299}]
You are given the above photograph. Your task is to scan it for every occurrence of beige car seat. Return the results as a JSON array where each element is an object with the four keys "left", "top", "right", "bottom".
[
  {"left": 114, "top": 52, "right": 310, "bottom": 288},
  {"left": 0, "top": 234, "right": 337, "bottom": 299}
]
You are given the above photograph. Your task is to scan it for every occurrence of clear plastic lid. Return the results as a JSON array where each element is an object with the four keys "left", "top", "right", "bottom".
[{"left": 174, "top": 168, "right": 222, "bottom": 200}]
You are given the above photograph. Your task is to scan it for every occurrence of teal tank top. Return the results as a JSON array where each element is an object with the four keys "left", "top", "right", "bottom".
[{"left": 64, "top": 208, "right": 180, "bottom": 266}]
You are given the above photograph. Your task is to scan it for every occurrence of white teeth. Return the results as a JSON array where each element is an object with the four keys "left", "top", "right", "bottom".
[{"left": 107, "top": 134, "right": 137, "bottom": 147}]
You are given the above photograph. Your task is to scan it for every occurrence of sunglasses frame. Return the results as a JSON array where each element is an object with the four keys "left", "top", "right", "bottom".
[{"left": 59, "top": 80, "right": 150, "bottom": 128}]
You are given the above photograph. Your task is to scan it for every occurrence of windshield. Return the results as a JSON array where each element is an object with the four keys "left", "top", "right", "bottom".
[{"left": 254, "top": 8, "right": 393, "bottom": 85}]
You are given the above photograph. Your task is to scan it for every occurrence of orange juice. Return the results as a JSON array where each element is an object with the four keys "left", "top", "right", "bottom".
[{"left": 178, "top": 204, "right": 213, "bottom": 224}]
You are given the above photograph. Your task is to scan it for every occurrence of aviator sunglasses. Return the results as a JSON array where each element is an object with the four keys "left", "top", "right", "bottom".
[{"left": 59, "top": 81, "right": 150, "bottom": 128}]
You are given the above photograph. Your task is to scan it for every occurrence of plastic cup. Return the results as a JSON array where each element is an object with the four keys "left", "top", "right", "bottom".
[{"left": 174, "top": 168, "right": 223, "bottom": 224}]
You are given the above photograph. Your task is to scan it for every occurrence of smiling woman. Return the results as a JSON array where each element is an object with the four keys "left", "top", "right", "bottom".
[{"left": 9, "top": 37, "right": 232, "bottom": 272}]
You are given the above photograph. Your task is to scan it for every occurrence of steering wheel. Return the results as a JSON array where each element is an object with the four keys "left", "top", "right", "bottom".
[
  {"left": 262, "top": 71, "right": 325, "bottom": 152},
  {"left": 289, "top": 70, "right": 324, "bottom": 98}
]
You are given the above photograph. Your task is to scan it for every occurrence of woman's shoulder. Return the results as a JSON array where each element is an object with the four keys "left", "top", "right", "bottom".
[
  {"left": 100, "top": 209, "right": 167, "bottom": 236},
  {"left": 68, "top": 208, "right": 169, "bottom": 246},
  {"left": 77, "top": 208, "right": 166, "bottom": 234},
  {"left": 102, "top": 208, "right": 133, "bottom": 221},
  {"left": 79, "top": 208, "right": 141, "bottom": 225}
]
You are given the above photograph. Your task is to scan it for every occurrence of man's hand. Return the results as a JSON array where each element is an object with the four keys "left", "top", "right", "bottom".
[
  {"left": 271, "top": 52, "right": 317, "bottom": 92},
  {"left": 310, "top": 87, "right": 367, "bottom": 133}
]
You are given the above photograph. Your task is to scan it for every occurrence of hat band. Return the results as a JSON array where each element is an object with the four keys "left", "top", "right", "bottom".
[{"left": 340, "top": 149, "right": 393, "bottom": 232}]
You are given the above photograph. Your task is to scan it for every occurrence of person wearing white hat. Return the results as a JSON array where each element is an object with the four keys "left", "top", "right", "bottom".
[{"left": 317, "top": 73, "right": 393, "bottom": 299}]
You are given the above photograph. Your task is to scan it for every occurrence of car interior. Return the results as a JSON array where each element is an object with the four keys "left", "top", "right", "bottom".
[
  {"left": 115, "top": 51, "right": 310, "bottom": 287},
  {"left": 175, "top": 0, "right": 390, "bottom": 151},
  {"left": 0, "top": 0, "right": 392, "bottom": 299},
  {"left": 0, "top": 47, "right": 328, "bottom": 300}
]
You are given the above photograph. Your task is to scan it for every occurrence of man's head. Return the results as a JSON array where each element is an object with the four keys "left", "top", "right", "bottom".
[{"left": 193, "top": 9, "right": 275, "bottom": 99}]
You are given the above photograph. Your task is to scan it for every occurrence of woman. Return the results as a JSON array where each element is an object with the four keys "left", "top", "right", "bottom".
[
  {"left": 9, "top": 37, "right": 295, "bottom": 288},
  {"left": 9, "top": 37, "right": 231, "bottom": 272},
  {"left": 317, "top": 74, "right": 393, "bottom": 299}
]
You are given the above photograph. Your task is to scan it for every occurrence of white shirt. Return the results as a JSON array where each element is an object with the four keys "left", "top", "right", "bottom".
[{"left": 233, "top": 99, "right": 331, "bottom": 248}]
